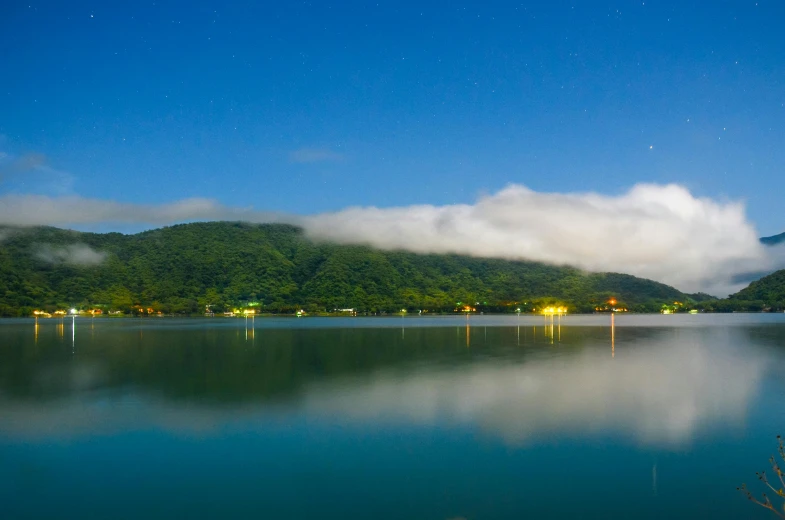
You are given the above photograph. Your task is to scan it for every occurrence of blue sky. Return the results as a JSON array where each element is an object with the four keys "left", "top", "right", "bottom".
[{"left": 1, "top": 1, "right": 784, "bottom": 234}]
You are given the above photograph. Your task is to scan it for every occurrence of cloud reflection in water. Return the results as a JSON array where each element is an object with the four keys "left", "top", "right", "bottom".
[
  {"left": 0, "top": 326, "right": 768, "bottom": 447},
  {"left": 303, "top": 328, "right": 765, "bottom": 446}
]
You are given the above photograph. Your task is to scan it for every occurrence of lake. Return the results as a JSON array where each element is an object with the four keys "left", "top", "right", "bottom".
[{"left": 1, "top": 314, "right": 784, "bottom": 519}]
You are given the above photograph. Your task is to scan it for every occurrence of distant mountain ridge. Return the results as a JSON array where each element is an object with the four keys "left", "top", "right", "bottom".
[
  {"left": 761, "top": 232, "right": 785, "bottom": 246},
  {"left": 0, "top": 222, "right": 694, "bottom": 316}
]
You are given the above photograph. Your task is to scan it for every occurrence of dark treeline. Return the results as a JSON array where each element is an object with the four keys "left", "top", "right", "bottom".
[{"left": 0, "top": 222, "right": 777, "bottom": 316}]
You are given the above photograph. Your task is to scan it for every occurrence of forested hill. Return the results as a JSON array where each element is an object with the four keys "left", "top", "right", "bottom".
[
  {"left": 730, "top": 269, "right": 785, "bottom": 304},
  {"left": 0, "top": 222, "right": 691, "bottom": 316}
]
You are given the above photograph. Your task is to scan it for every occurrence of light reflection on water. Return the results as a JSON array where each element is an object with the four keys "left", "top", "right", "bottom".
[
  {"left": 303, "top": 328, "right": 763, "bottom": 447},
  {"left": 0, "top": 315, "right": 784, "bottom": 519}
]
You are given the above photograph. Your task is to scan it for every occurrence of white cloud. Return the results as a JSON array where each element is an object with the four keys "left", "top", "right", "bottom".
[
  {"left": 0, "top": 194, "right": 288, "bottom": 227},
  {"left": 35, "top": 243, "right": 108, "bottom": 266},
  {"left": 302, "top": 184, "right": 772, "bottom": 295},
  {"left": 0, "top": 183, "right": 778, "bottom": 294}
]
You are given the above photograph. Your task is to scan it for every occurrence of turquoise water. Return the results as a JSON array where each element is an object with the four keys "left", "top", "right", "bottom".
[{"left": 1, "top": 314, "right": 784, "bottom": 519}]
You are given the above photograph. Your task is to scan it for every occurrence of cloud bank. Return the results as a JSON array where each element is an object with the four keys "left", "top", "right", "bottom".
[
  {"left": 0, "top": 183, "right": 779, "bottom": 294},
  {"left": 302, "top": 184, "right": 773, "bottom": 295},
  {"left": 35, "top": 243, "right": 108, "bottom": 266},
  {"left": 0, "top": 194, "right": 286, "bottom": 227}
]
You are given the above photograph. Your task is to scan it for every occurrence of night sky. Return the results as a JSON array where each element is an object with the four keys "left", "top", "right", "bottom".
[{"left": 1, "top": 1, "right": 784, "bottom": 234}]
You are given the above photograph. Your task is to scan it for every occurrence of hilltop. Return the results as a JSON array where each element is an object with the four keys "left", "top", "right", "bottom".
[
  {"left": 729, "top": 269, "right": 785, "bottom": 307},
  {"left": 0, "top": 222, "right": 697, "bottom": 316},
  {"left": 707, "top": 230, "right": 785, "bottom": 311},
  {"left": 761, "top": 232, "right": 785, "bottom": 246}
]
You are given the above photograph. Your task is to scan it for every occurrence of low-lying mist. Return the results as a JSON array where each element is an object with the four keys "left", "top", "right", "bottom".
[{"left": 1, "top": 183, "right": 781, "bottom": 295}]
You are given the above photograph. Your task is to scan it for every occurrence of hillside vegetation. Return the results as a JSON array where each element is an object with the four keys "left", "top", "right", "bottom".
[
  {"left": 1, "top": 222, "right": 697, "bottom": 316},
  {"left": 721, "top": 270, "right": 785, "bottom": 311},
  {"left": 689, "top": 234, "right": 785, "bottom": 312}
]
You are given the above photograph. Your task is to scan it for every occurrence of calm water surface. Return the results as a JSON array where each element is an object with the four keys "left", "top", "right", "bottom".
[{"left": 1, "top": 314, "right": 785, "bottom": 519}]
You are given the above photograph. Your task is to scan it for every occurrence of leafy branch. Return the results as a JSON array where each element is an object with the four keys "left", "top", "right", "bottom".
[{"left": 739, "top": 436, "right": 785, "bottom": 518}]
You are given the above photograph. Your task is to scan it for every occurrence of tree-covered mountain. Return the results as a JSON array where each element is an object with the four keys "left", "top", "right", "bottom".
[
  {"left": 729, "top": 270, "right": 785, "bottom": 307},
  {"left": 0, "top": 222, "right": 697, "bottom": 316},
  {"left": 692, "top": 231, "right": 785, "bottom": 312}
]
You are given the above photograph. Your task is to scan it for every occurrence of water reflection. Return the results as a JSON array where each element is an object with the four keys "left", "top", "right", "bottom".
[
  {"left": 0, "top": 319, "right": 777, "bottom": 447},
  {"left": 611, "top": 313, "right": 615, "bottom": 358},
  {"left": 303, "top": 328, "right": 764, "bottom": 446},
  {"left": 245, "top": 315, "right": 255, "bottom": 343}
]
